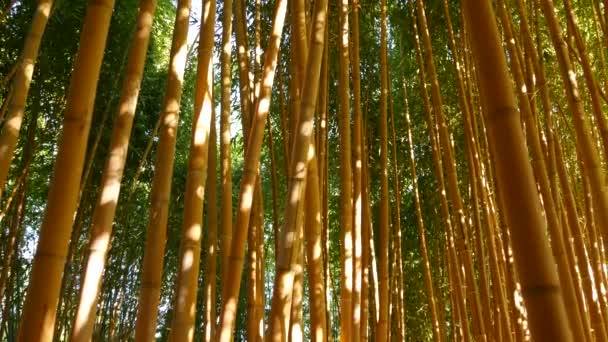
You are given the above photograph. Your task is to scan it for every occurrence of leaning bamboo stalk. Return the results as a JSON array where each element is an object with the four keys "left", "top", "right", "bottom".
[
  {"left": 581, "top": 164, "right": 604, "bottom": 267},
  {"left": 134, "top": 0, "right": 192, "bottom": 339},
  {"left": 216, "top": 1, "right": 288, "bottom": 339},
  {"left": 0, "top": 0, "right": 52, "bottom": 203},
  {"left": 169, "top": 0, "right": 215, "bottom": 340},
  {"left": 467, "top": 130, "right": 502, "bottom": 340},
  {"left": 69, "top": 2, "right": 158, "bottom": 340},
  {"left": 17, "top": 1, "right": 115, "bottom": 340},
  {"left": 442, "top": 2, "right": 498, "bottom": 337},
  {"left": 462, "top": 0, "right": 573, "bottom": 340},
  {"left": 61, "top": 73, "right": 114, "bottom": 341},
  {"left": 55, "top": 78, "right": 124, "bottom": 326}
]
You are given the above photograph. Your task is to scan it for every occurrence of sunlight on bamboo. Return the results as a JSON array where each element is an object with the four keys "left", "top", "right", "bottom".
[{"left": 5, "top": 0, "right": 608, "bottom": 340}]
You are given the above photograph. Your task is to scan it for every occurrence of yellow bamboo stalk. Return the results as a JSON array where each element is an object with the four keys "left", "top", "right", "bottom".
[
  {"left": 337, "top": 0, "right": 353, "bottom": 340},
  {"left": 461, "top": 0, "right": 573, "bottom": 340},
  {"left": 133, "top": 0, "right": 192, "bottom": 339},
  {"left": 17, "top": 1, "right": 115, "bottom": 340},
  {"left": 169, "top": 0, "right": 215, "bottom": 340},
  {"left": 69, "top": 2, "right": 158, "bottom": 340},
  {"left": 0, "top": 0, "right": 52, "bottom": 203},
  {"left": 377, "top": 1, "right": 390, "bottom": 340},
  {"left": 219, "top": 0, "right": 233, "bottom": 282},
  {"left": 203, "top": 107, "right": 218, "bottom": 342},
  {"left": 360, "top": 105, "right": 371, "bottom": 342},
  {"left": 286, "top": 2, "right": 308, "bottom": 338},
  {"left": 350, "top": 0, "right": 363, "bottom": 339},
  {"left": 247, "top": 186, "right": 265, "bottom": 342},
  {"left": 18, "top": 0, "right": 114, "bottom": 341}
]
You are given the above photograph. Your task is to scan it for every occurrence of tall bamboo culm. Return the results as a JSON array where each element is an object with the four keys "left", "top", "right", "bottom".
[
  {"left": 461, "top": 0, "right": 573, "bottom": 340},
  {"left": 16, "top": 1, "right": 116, "bottom": 341},
  {"left": 337, "top": 0, "right": 353, "bottom": 340},
  {"left": 377, "top": 2, "right": 390, "bottom": 341},
  {"left": 134, "top": 0, "right": 192, "bottom": 339},
  {"left": 0, "top": 0, "right": 53, "bottom": 203},
  {"left": 169, "top": 0, "right": 216, "bottom": 340},
  {"left": 219, "top": 0, "right": 233, "bottom": 282},
  {"left": 69, "top": 2, "right": 158, "bottom": 341}
]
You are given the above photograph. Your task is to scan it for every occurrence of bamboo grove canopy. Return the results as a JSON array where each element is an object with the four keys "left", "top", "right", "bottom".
[{"left": 0, "top": 0, "right": 607, "bottom": 340}]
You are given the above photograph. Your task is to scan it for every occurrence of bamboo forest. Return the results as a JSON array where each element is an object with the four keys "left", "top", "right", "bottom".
[{"left": 4, "top": 0, "right": 608, "bottom": 340}]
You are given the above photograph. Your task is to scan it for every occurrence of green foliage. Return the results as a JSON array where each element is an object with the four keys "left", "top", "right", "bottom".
[{"left": 1, "top": 0, "right": 604, "bottom": 340}]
